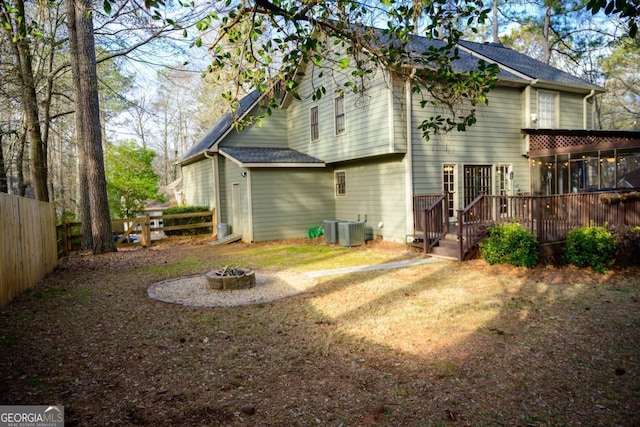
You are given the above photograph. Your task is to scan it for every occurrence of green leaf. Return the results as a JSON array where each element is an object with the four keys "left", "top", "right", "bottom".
[{"left": 337, "top": 57, "right": 350, "bottom": 69}]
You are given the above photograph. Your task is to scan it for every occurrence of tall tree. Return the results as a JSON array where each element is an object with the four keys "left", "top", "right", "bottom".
[
  {"left": 66, "top": 0, "right": 115, "bottom": 254},
  {"left": 599, "top": 40, "right": 640, "bottom": 129},
  {"left": 105, "top": 141, "right": 161, "bottom": 218},
  {"left": 0, "top": 0, "right": 49, "bottom": 201}
]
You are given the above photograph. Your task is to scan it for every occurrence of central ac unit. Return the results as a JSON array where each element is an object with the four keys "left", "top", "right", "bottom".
[
  {"left": 338, "top": 221, "right": 365, "bottom": 247},
  {"left": 323, "top": 220, "right": 345, "bottom": 244}
]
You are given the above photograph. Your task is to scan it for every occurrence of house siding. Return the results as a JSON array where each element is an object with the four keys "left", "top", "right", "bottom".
[
  {"left": 333, "top": 156, "right": 407, "bottom": 243},
  {"left": 249, "top": 168, "right": 334, "bottom": 241},
  {"left": 286, "top": 64, "right": 402, "bottom": 163},
  {"left": 222, "top": 109, "right": 289, "bottom": 148},
  {"left": 528, "top": 88, "right": 588, "bottom": 130},
  {"left": 411, "top": 86, "right": 531, "bottom": 204},
  {"left": 560, "top": 92, "right": 587, "bottom": 128},
  {"left": 181, "top": 159, "right": 215, "bottom": 208}
]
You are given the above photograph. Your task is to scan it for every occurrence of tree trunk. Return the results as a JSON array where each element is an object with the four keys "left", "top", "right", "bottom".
[
  {"left": 541, "top": 6, "right": 552, "bottom": 64},
  {"left": 492, "top": 0, "right": 499, "bottom": 43},
  {"left": 65, "top": 0, "right": 92, "bottom": 249},
  {"left": 0, "top": 133, "right": 6, "bottom": 193},
  {"left": 66, "top": 0, "right": 115, "bottom": 254},
  {"left": 12, "top": 0, "right": 49, "bottom": 201},
  {"left": 17, "top": 126, "right": 27, "bottom": 197}
]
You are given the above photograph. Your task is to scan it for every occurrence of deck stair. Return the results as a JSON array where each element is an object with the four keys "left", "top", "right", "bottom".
[
  {"left": 429, "top": 231, "right": 460, "bottom": 260},
  {"left": 408, "top": 225, "right": 462, "bottom": 261}
]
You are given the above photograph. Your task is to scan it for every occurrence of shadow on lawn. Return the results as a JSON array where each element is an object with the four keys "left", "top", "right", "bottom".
[{"left": 0, "top": 241, "right": 638, "bottom": 426}]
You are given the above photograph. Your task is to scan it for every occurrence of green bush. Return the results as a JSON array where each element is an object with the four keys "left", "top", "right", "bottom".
[
  {"left": 480, "top": 222, "right": 538, "bottom": 267},
  {"left": 609, "top": 225, "right": 640, "bottom": 267},
  {"left": 162, "top": 206, "right": 213, "bottom": 236},
  {"left": 564, "top": 225, "right": 616, "bottom": 273}
]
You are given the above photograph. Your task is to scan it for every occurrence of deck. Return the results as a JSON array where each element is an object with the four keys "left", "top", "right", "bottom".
[{"left": 412, "top": 191, "right": 640, "bottom": 261}]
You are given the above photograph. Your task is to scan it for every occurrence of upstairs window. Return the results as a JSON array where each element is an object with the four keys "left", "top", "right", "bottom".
[
  {"left": 335, "top": 97, "right": 345, "bottom": 135},
  {"left": 335, "top": 170, "right": 346, "bottom": 197},
  {"left": 310, "top": 106, "right": 319, "bottom": 141},
  {"left": 538, "top": 91, "right": 558, "bottom": 128}
]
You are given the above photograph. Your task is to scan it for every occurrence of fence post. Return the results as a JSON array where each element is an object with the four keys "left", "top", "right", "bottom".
[
  {"left": 457, "top": 209, "right": 464, "bottom": 261},
  {"left": 64, "top": 218, "right": 71, "bottom": 253},
  {"left": 143, "top": 214, "right": 151, "bottom": 247},
  {"left": 211, "top": 210, "right": 216, "bottom": 235}
]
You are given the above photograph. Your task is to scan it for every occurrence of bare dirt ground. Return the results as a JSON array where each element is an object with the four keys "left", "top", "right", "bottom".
[{"left": 0, "top": 236, "right": 639, "bottom": 426}]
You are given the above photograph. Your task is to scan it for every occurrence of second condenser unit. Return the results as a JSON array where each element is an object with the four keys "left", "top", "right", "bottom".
[{"left": 338, "top": 221, "right": 365, "bottom": 247}]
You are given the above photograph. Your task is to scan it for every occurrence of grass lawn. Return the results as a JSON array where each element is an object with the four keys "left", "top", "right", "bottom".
[{"left": 0, "top": 236, "right": 638, "bottom": 426}]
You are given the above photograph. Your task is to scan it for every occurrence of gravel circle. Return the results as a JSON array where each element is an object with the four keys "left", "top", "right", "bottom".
[{"left": 147, "top": 271, "right": 318, "bottom": 307}]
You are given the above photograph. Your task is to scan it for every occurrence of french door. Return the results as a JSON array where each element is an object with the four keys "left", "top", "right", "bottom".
[
  {"left": 442, "top": 164, "right": 457, "bottom": 222},
  {"left": 463, "top": 165, "right": 492, "bottom": 206}
]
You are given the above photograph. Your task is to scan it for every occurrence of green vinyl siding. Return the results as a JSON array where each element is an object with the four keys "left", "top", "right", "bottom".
[
  {"left": 221, "top": 109, "right": 288, "bottom": 148},
  {"left": 181, "top": 159, "right": 215, "bottom": 208},
  {"left": 333, "top": 156, "right": 407, "bottom": 243},
  {"left": 560, "top": 92, "right": 587, "bottom": 128},
  {"left": 286, "top": 64, "right": 401, "bottom": 163},
  {"left": 412, "top": 86, "right": 530, "bottom": 202},
  {"left": 250, "top": 169, "right": 334, "bottom": 242}
]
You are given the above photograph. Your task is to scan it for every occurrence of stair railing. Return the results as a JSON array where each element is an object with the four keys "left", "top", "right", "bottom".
[
  {"left": 456, "top": 192, "right": 490, "bottom": 260},
  {"left": 422, "top": 193, "right": 449, "bottom": 253}
]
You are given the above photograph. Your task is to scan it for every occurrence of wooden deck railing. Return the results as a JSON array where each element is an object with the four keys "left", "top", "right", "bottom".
[
  {"left": 415, "top": 191, "right": 640, "bottom": 260},
  {"left": 419, "top": 194, "right": 449, "bottom": 252}
]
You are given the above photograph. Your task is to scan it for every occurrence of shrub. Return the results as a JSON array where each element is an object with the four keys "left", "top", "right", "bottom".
[
  {"left": 609, "top": 225, "right": 640, "bottom": 266},
  {"left": 162, "top": 206, "right": 213, "bottom": 236},
  {"left": 564, "top": 225, "right": 616, "bottom": 273},
  {"left": 480, "top": 222, "right": 538, "bottom": 267}
]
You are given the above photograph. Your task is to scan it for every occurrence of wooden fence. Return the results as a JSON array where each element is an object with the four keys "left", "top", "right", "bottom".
[
  {"left": 0, "top": 194, "right": 57, "bottom": 308},
  {"left": 57, "top": 210, "right": 216, "bottom": 254}
]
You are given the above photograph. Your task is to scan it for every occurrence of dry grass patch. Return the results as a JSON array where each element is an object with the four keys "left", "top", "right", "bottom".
[{"left": 0, "top": 237, "right": 638, "bottom": 426}]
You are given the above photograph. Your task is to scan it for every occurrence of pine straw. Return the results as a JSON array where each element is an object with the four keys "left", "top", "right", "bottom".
[{"left": 0, "top": 236, "right": 638, "bottom": 426}]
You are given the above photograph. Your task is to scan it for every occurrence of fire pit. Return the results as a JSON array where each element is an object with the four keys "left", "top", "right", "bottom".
[{"left": 206, "top": 266, "right": 256, "bottom": 291}]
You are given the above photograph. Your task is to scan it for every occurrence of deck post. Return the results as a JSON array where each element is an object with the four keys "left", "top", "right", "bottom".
[{"left": 457, "top": 209, "right": 464, "bottom": 261}]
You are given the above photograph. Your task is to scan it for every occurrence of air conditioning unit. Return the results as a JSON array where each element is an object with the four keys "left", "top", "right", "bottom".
[
  {"left": 338, "top": 221, "right": 365, "bottom": 247},
  {"left": 323, "top": 220, "right": 345, "bottom": 244}
]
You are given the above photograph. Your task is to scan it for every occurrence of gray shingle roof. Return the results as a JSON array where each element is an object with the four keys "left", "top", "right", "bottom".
[
  {"left": 179, "top": 90, "right": 262, "bottom": 163},
  {"left": 220, "top": 147, "right": 324, "bottom": 166},
  {"left": 458, "top": 40, "right": 603, "bottom": 91},
  {"left": 405, "top": 35, "right": 526, "bottom": 82}
]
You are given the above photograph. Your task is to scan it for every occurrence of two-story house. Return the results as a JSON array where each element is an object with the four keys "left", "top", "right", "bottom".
[{"left": 177, "top": 34, "right": 640, "bottom": 248}]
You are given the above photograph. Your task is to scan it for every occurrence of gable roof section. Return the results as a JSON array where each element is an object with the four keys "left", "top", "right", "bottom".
[
  {"left": 458, "top": 40, "right": 603, "bottom": 93},
  {"left": 178, "top": 90, "right": 263, "bottom": 164},
  {"left": 404, "top": 35, "right": 527, "bottom": 84},
  {"left": 220, "top": 147, "right": 325, "bottom": 168}
]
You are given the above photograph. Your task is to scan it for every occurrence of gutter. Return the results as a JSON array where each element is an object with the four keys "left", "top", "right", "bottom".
[
  {"left": 203, "top": 151, "right": 222, "bottom": 225},
  {"left": 583, "top": 89, "right": 596, "bottom": 129}
]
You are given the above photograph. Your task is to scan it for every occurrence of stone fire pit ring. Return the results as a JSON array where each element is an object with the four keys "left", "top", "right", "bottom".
[
  {"left": 147, "top": 270, "right": 317, "bottom": 307},
  {"left": 206, "top": 267, "right": 256, "bottom": 291}
]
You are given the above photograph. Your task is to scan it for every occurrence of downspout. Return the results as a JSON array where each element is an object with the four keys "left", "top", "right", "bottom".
[
  {"left": 583, "top": 90, "right": 595, "bottom": 129},
  {"left": 387, "top": 70, "right": 395, "bottom": 152},
  {"left": 203, "top": 151, "right": 222, "bottom": 225},
  {"left": 405, "top": 69, "right": 416, "bottom": 238}
]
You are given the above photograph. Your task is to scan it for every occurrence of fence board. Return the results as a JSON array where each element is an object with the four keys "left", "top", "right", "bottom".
[{"left": 1, "top": 194, "right": 57, "bottom": 308}]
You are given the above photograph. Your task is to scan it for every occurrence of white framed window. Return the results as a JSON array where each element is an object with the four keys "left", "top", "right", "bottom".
[
  {"left": 334, "top": 97, "right": 345, "bottom": 135},
  {"left": 538, "top": 91, "right": 558, "bottom": 128},
  {"left": 335, "top": 170, "right": 346, "bottom": 197},
  {"left": 310, "top": 106, "right": 319, "bottom": 141}
]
